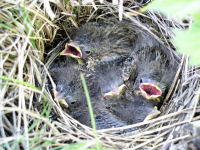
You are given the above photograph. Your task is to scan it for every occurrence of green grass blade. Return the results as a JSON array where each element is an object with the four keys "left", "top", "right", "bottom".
[
  {"left": 0, "top": 23, "right": 18, "bottom": 34},
  {"left": 0, "top": 75, "right": 39, "bottom": 91},
  {"left": 80, "top": 74, "right": 100, "bottom": 150}
]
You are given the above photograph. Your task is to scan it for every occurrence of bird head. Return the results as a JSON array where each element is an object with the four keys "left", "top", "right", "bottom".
[
  {"left": 49, "top": 61, "right": 86, "bottom": 108},
  {"left": 60, "top": 41, "right": 93, "bottom": 64},
  {"left": 133, "top": 53, "right": 172, "bottom": 102},
  {"left": 54, "top": 81, "right": 82, "bottom": 107}
]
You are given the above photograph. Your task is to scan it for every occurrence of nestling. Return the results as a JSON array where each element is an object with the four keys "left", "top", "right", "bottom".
[
  {"left": 131, "top": 47, "right": 177, "bottom": 103},
  {"left": 60, "top": 18, "right": 138, "bottom": 69}
]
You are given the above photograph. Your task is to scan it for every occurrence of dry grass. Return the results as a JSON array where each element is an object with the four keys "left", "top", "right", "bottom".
[{"left": 0, "top": 0, "right": 199, "bottom": 149}]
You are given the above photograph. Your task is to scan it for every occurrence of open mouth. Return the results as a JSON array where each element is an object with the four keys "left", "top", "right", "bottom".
[
  {"left": 139, "top": 83, "right": 162, "bottom": 99},
  {"left": 60, "top": 44, "right": 82, "bottom": 58}
]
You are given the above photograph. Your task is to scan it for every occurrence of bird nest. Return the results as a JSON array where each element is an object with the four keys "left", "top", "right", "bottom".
[{"left": 1, "top": 0, "right": 199, "bottom": 149}]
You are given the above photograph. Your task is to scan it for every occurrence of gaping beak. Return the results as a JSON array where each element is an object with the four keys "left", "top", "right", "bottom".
[
  {"left": 139, "top": 83, "right": 162, "bottom": 101},
  {"left": 104, "top": 84, "right": 126, "bottom": 100},
  {"left": 60, "top": 43, "right": 82, "bottom": 62}
]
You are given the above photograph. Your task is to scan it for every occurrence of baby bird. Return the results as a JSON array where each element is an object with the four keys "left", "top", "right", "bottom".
[
  {"left": 131, "top": 47, "right": 178, "bottom": 103},
  {"left": 49, "top": 58, "right": 86, "bottom": 107},
  {"left": 60, "top": 18, "right": 138, "bottom": 68},
  {"left": 102, "top": 47, "right": 177, "bottom": 125},
  {"left": 49, "top": 56, "right": 127, "bottom": 129},
  {"left": 48, "top": 58, "right": 104, "bottom": 128}
]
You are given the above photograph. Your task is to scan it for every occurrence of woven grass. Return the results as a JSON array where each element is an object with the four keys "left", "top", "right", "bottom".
[{"left": 0, "top": 0, "right": 199, "bottom": 149}]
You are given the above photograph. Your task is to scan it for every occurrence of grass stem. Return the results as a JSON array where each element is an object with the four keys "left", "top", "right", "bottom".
[{"left": 80, "top": 73, "right": 100, "bottom": 150}]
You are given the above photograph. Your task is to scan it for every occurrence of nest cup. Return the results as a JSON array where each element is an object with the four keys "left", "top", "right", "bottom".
[
  {"left": 46, "top": 2, "right": 199, "bottom": 149},
  {"left": 1, "top": 0, "right": 199, "bottom": 150}
]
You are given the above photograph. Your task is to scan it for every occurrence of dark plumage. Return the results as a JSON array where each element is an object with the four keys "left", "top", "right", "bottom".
[
  {"left": 130, "top": 47, "right": 178, "bottom": 102},
  {"left": 49, "top": 59, "right": 86, "bottom": 107},
  {"left": 59, "top": 19, "right": 140, "bottom": 99},
  {"left": 94, "top": 62, "right": 126, "bottom": 100},
  {"left": 59, "top": 18, "right": 176, "bottom": 101},
  {"left": 100, "top": 47, "right": 177, "bottom": 126},
  {"left": 49, "top": 18, "right": 178, "bottom": 131},
  {"left": 49, "top": 57, "right": 128, "bottom": 129},
  {"left": 60, "top": 18, "right": 139, "bottom": 68},
  {"left": 104, "top": 94, "right": 160, "bottom": 124}
]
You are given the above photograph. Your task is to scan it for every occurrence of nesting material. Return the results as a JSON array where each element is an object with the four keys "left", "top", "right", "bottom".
[{"left": 0, "top": 0, "right": 199, "bottom": 150}]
